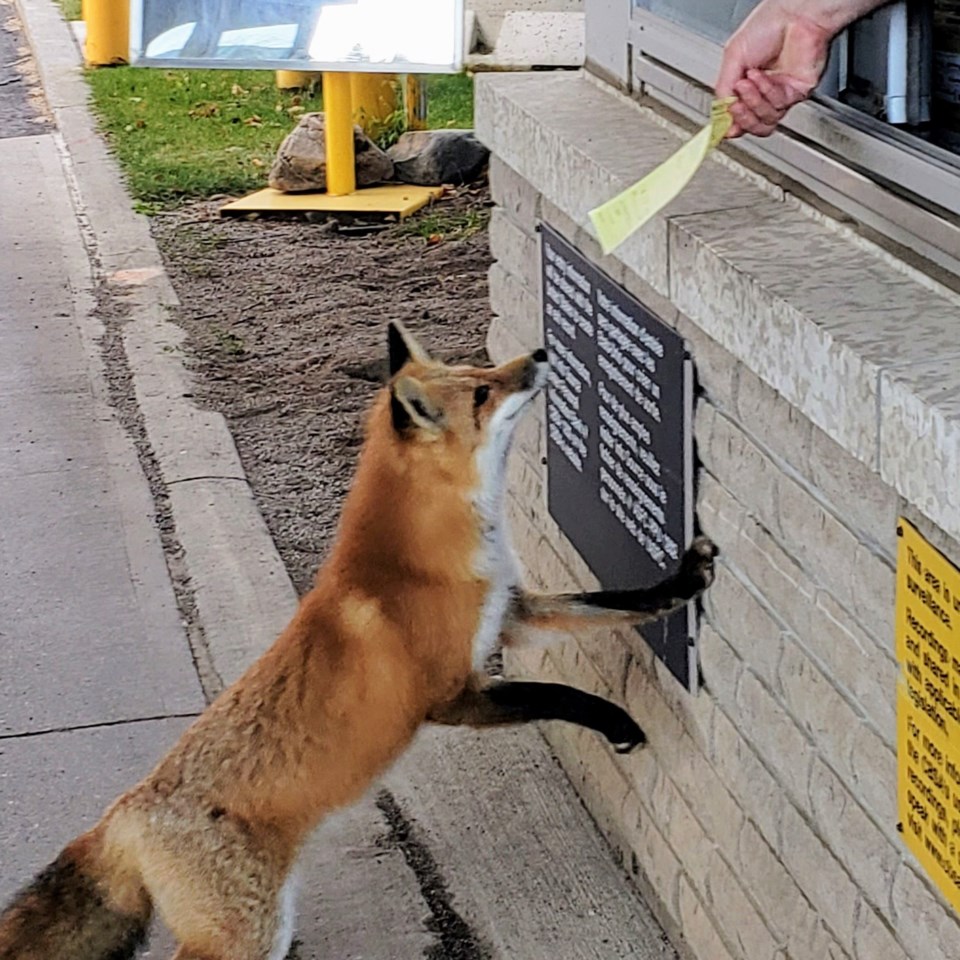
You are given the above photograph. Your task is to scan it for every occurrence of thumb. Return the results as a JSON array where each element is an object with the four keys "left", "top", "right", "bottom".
[{"left": 715, "top": 41, "right": 748, "bottom": 98}]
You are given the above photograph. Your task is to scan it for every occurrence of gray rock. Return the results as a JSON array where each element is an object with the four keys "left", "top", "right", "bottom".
[
  {"left": 268, "top": 112, "right": 394, "bottom": 193},
  {"left": 386, "top": 129, "right": 489, "bottom": 186}
]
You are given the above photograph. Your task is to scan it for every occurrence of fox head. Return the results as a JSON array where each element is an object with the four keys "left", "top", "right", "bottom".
[
  {"left": 385, "top": 322, "right": 548, "bottom": 465},
  {"left": 332, "top": 324, "right": 549, "bottom": 579}
]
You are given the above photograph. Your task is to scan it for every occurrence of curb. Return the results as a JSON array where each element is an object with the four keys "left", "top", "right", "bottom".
[{"left": 17, "top": 0, "right": 298, "bottom": 693}]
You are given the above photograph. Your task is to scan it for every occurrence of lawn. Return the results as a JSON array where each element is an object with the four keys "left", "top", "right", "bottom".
[
  {"left": 425, "top": 74, "right": 474, "bottom": 129},
  {"left": 84, "top": 66, "right": 474, "bottom": 205}
]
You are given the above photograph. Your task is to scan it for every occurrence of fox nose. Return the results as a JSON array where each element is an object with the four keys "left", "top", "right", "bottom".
[{"left": 532, "top": 348, "right": 548, "bottom": 363}]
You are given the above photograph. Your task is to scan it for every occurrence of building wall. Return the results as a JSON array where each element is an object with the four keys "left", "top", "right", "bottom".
[{"left": 478, "top": 70, "right": 960, "bottom": 960}]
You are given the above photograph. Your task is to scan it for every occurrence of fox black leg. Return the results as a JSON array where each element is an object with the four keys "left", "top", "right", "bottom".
[{"left": 429, "top": 679, "right": 645, "bottom": 753}]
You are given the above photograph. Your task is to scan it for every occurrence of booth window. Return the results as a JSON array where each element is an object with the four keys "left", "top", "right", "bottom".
[{"left": 629, "top": 0, "right": 960, "bottom": 277}]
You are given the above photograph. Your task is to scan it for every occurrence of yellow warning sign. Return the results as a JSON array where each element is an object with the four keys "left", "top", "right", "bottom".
[{"left": 897, "top": 518, "right": 960, "bottom": 912}]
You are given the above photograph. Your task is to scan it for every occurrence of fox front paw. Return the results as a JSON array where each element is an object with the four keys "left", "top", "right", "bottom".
[
  {"left": 608, "top": 713, "right": 647, "bottom": 754},
  {"left": 675, "top": 536, "right": 718, "bottom": 599}
]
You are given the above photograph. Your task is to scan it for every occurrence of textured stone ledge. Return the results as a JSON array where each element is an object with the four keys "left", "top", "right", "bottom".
[{"left": 475, "top": 71, "right": 960, "bottom": 544}]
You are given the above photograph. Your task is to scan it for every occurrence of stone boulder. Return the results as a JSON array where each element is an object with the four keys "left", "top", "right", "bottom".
[
  {"left": 386, "top": 129, "right": 489, "bottom": 186},
  {"left": 268, "top": 112, "right": 394, "bottom": 193}
]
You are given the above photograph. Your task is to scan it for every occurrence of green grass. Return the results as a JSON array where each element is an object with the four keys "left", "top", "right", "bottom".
[
  {"left": 424, "top": 74, "right": 474, "bottom": 129},
  {"left": 86, "top": 68, "right": 324, "bottom": 202},
  {"left": 394, "top": 206, "right": 489, "bottom": 242},
  {"left": 55, "top": 0, "right": 81, "bottom": 20},
  {"left": 84, "top": 66, "right": 475, "bottom": 206}
]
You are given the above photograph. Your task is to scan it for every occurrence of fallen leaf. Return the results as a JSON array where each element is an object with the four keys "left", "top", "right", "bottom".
[
  {"left": 231, "top": 83, "right": 248, "bottom": 96},
  {"left": 427, "top": 233, "right": 443, "bottom": 245},
  {"left": 244, "top": 115, "right": 263, "bottom": 126},
  {"left": 189, "top": 101, "right": 220, "bottom": 118},
  {"left": 251, "top": 157, "right": 266, "bottom": 167}
]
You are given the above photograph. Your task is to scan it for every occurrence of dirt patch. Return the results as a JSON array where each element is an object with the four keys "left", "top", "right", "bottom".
[
  {"left": 0, "top": 0, "right": 51, "bottom": 139},
  {"left": 150, "top": 186, "right": 494, "bottom": 592}
]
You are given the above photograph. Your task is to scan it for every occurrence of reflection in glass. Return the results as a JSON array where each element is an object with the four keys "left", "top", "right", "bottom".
[{"left": 133, "top": 0, "right": 463, "bottom": 71}]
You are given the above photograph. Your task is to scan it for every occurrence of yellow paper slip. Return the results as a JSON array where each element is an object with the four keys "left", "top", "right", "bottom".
[{"left": 589, "top": 98, "right": 734, "bottom": 256}]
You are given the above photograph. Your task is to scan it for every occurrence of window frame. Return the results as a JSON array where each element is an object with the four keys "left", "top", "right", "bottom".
[{"left": 628, "top": 7, "right": 960, "bottom": 279}]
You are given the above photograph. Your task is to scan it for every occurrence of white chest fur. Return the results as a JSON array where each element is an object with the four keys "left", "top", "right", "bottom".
[
  {"left": 267, "top": 868, "right": 298, "bottom": 960},
  {"left": 470, "top": 397, "right": 527, "bottom": 671},
  {"left": 471, "top": 517, "right": 519, "bottom": 670}
]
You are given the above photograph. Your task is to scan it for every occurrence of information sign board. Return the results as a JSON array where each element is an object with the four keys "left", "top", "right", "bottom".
[{"left": 541, "top": 224, "right": 696, "bottom": 691}]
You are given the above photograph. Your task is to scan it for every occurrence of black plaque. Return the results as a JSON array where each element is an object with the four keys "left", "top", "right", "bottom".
[{"left": 540, "top": 224, "right": 696, "bottom": 691}]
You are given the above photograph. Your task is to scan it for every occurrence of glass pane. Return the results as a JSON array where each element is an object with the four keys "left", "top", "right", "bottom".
[{"left": 632, "top": 0, "right": 761, "bottom": 44}]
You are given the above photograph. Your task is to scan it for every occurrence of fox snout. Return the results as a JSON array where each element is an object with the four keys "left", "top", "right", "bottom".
[
  {"left": 497, "top": 349, "right": 549, "bottom": 396},
  {"left": 523, "top": 348, "right": 549, "bottom": 391}
]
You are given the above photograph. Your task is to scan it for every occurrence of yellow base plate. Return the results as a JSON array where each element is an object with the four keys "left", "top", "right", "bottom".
[{"left": 220, "top": 184, "right": 444, "bottom": 219}]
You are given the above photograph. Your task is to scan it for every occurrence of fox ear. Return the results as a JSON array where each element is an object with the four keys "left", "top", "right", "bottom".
[
  {"left": 391, "top": 376, "right": 443, "bottom": 434},
  {"left": 388, "top": 322, "right": 431, "bottom": 376}
]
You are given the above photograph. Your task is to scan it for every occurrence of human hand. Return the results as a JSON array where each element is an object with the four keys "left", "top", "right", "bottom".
[{"left": 716, "top": 2, "right": 835, "bottom": 138}]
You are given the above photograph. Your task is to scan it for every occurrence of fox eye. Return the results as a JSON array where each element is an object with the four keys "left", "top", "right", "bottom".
[{"left": 473, "top": 385, "right": 490, "bottom": 407}]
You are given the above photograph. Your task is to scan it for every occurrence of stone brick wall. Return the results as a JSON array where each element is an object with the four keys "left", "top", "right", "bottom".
[
  {"left": 468, "top": 0, "right": 583, "bottom": 47},
  {"left": 486, "top": 153, "right": 960, "bottom": 960}
]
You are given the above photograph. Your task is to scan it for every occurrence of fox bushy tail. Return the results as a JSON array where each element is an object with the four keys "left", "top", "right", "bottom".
[{"left": 0, "top": 830, "right": 150, "bottom": 960}]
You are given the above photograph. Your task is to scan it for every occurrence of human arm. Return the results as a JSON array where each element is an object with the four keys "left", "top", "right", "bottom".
[{"left": 717, "top": 0, "right": 890, "bottom": 137}]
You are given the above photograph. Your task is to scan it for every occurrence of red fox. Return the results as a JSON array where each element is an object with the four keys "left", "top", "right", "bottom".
[{"left": 0, "top": 322, "right": 716, "bottom": 960}]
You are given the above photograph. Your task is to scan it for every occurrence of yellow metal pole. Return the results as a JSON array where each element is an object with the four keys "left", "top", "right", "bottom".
[
  {"left": 404, "top": 76, "right": 427, "bottom": 130},
  {"left": 349, "top": 73, "right": 397, "bottom": 135},
  {"left": 323, "top": 72, "right": 356, "bottom": 196},
  {"left": 83, "top": 0, "right": 129, "bottom": 66},
  {"left": 276, "top": 70, "right": 318, "bottom": 90}
]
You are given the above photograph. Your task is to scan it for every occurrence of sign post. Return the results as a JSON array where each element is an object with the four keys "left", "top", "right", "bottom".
[
  {"left": 322, "top": 72, "right": 357, "bottom": 197},
  {"left": 82, "top": 0, "right": 129, "bottom": 66}
]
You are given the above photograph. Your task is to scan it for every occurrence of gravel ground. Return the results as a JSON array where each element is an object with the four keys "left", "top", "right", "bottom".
[{"left": 150, "top": 185, "right": 495, "bottom": 592}]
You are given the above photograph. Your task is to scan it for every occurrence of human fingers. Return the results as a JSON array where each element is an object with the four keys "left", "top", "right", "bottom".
[
  {"left": 749, "top": 68, "right": 813, "bottom": 110},
  {"left": 747, "top": 69, "right": 792, "bottom": 111},
  {"left": 728, "top": 95, "right": 780, "bottom": 137},
  {"left": 734, "top": 76, "right": 783, "bottom": 128},
  {"left": 724, "top": 119, "right": 744, "bottom": 139}
]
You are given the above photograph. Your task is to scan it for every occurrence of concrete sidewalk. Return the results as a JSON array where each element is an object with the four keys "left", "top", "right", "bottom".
[
  {"left": 1, "top": 2, "right": 677, "bottom": 957},
  {"left": 0, "top": 22, "right": 202, "bottom": 912}
]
